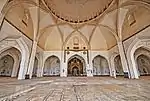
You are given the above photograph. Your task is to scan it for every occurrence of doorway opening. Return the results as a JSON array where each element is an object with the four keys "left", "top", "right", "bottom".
[{"left": 134, "top": 47, "right": 150, "bottom": 77}]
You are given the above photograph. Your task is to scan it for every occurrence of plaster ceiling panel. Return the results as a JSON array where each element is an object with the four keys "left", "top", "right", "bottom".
[
  {"left": 39, "top": 13, "right": 56, "bottom": 31},
  {"left": 99, "top": 9, "right": 117, "bottom": 31},
  {"left": 99, "top": 26, "right": 117, "bottom": 49},
  {"left": 118, "top": 8, "right": 129, "bottom": 40},
  {"left": 5, "top": 5, "right": 34, "bottom": 39},
  {"left": 38, "top": 27, "right": 53, "bottom": 49},
  {"left": 44, "top": 27, "right": 62, "bottom": 51},
  {"left": 79, "top": 25, "right": 95, "bottom": 41},
  {"left": 122, "top": 6, "right": 150, "bottom": 40},
  {"left": 90, "top": 27, "right": 108, "bottom": 50},
  {"left": 0, "top": 20, "right": 22, "bottom": 41},
  {"left": 58, "top": 24, "right": 74, "bottom": 41},
  {"left": 39, "top": 10, "right": 49, "bottom": 22}
]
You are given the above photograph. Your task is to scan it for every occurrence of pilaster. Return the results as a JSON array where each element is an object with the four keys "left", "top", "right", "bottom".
[
  {"left": 117, "top": 41, "right": 130, "bottom": 78},
  {"left": 26, "top": 41, "right": 38, "bottom": 79}
]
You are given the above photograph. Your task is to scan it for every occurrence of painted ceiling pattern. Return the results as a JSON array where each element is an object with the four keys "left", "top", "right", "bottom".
[{"left": 43, "top": 0, "right": 113, "bottom": 23}]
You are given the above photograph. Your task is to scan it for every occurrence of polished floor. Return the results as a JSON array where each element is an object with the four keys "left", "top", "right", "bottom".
[{"left": 0, "top": 76, "right": 150, "bottom": 101}]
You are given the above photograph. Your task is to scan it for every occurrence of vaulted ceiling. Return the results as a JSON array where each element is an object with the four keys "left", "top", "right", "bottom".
[{"left": 1, "top": 0, "right": 150, "bottom": 51}]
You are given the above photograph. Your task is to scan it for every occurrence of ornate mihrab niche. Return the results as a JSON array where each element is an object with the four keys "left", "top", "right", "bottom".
[{"left": 44, "top": 0, "right": 113, "bottom": 23}]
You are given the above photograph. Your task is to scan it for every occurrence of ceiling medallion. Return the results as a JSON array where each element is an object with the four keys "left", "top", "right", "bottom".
[{"left": 44, "top": 0, "right": 113, "bottom": 23}]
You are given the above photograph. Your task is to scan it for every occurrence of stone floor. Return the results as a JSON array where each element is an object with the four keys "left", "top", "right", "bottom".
[{"left": 0, "top": 76, "right": 150, "bottom": 101}]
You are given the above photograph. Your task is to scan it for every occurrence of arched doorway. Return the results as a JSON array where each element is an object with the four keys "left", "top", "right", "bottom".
[
  {"left": 43, "top": 56, "right": 60, "bottom": 76},
  {"left": 0, "top": 55, "right": 14, "bottom": 77},
  {"left": 67, "top": 55, "right": 86, "bottom": 76},
  {"left": 136, "top": 55, "right": 150, "bottom": 76},
  {"left": 114, "top": 55, "right": 124, "bottom": 76},
  {"left": 0, "top": 47, "right": 21, "bottom": 77},
  {"left": 32, "top": 57, "right": 38, "bottom": 77},
  {"left": 93, "top": 55, "right": 110, "bottom": 76},
  {"left": 134, "top": 47, "right": 150, "bottom": 76}
]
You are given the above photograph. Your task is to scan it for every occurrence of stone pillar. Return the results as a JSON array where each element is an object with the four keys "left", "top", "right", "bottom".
[
  {"left": 18, "top": 52, "right": 29, "bottom": 80},
  {"left": 60, "top": 51, "right": 67, "bottom": 77},
  {"left": 26, "top": 41, "right": 37, "bottom": 79},
  {"left": 60, "top": 62, "right": 67, "bottom": 77},
  {"left": 108, "top": 60, "right": 113, "bottom": 77},
  {"left": 110, "top": 57, "right": 116, "bottom": 78},
  {"left": 117, "top": 41, "right": 130, "bottom": 78},
  {"left": 25, "top": 0, "right": 39, "bottom": 79},
  {"left": 37, "top": 53, "right": 44, "bottom": 77},
  {"left": 130, "top": 52, "right": 139, "bottom": 79},
  {"left": 87, "top": 51, "right": 93, "bottom": 77},
  {"left": 86, "top": 64, "right": 93, "bottom": 77}
]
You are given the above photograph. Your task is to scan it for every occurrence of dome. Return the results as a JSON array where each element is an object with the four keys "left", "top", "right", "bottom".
[{"left": 44, "top": 0, "right": 113, "bottom": 23}]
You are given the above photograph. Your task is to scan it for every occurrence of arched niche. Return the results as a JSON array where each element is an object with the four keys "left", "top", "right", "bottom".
[
  {"left": 0, "top": 37, "right": 30, "bottom": 79},
  {"left": 64, "top": 31, "right": 89, "bottom": 50},
  {"left": 0, "top": 55, "right": 14, "bottom": 76},
  {"left": 114, "top": 55, "right": 124, "bottom": 76},
  {"left": 43, "top": 55, "right": 60, "bottom": 76},
  {"left": 92, "top": 55, "right": 110, "bottom": 76},
  {"left": 0, "top": 47, "right": 21, "bottom": 77},
  {"left": 134, "top": 47, "right": 150, "bottom": 76},
  {"left": 32, "top": 57, "right": 38, "bottom": 77},
  {"left": 67, "top": 55, "right": 86, "bottom": 76}
]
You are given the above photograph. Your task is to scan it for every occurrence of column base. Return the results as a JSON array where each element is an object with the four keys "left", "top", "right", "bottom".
[
  {"left": 25, "top": 74, "right": 30, "bottom": 79},
  {"left": 60, "top": 74, "right": 67, "bottom": 77}
]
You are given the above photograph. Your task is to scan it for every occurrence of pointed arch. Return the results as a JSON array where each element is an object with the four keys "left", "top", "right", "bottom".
[
  {"left": 67, "top": 54, "right": 86, "bottom": 76},
  {"left": 92, "top": 55, "right": 110, "bottom": 76},
  {"left": 43, "top": 55, "right": 60, "bottom": 76},
  {"left": 0, "top": 37, "right": 30, "bottom": 79}
]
